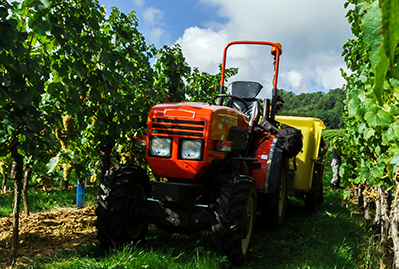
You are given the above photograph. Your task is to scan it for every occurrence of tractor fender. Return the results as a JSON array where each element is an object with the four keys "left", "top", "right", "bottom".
[{"left": 265, "top": 137, "right": 284, "bottom": 194}]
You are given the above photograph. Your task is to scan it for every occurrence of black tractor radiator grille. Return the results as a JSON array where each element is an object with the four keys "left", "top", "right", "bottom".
[{"left": 151, "top": 118, "right": 205, "bottom": 137}]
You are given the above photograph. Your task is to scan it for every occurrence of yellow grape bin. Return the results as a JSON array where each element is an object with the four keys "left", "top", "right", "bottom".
[{"left": 275, "top": 116, "right": 326, "bottom": 192}]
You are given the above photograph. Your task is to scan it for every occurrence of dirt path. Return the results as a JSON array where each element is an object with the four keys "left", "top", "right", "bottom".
[{"left": 0, "top": 206, "right": 97, "bottom": 267}]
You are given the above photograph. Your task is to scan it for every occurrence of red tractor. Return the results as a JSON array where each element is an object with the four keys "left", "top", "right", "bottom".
[{"left": 95, "top": 41, "right": 324, "bottom": 265}]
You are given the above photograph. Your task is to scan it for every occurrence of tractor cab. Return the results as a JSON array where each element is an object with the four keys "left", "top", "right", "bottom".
[{"left": 225, "top": 81, "right": 263, "bottom": 127}]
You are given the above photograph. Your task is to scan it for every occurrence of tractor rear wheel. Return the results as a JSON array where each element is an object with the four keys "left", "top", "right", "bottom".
[
  {"left": 256, "top": 157, "right": 288, "bottom": 229},
  {"left": 211, "top": 175, "right": 257, "bottom": 265},
  {"left": 95, "top": 164, "right": 150, "bottom": 248}
]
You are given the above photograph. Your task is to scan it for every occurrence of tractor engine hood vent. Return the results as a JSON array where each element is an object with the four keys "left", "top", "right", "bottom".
[{"left": 151, "top": 118, "right": 205, "bottom": 138}]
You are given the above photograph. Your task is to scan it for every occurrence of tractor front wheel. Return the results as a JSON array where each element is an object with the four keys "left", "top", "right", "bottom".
[
  {"left": 95, "top": 164, "right": 150, "bottom": 248},
  {"left": 211, "top": 175, "right": 257, "bottom": 265}
]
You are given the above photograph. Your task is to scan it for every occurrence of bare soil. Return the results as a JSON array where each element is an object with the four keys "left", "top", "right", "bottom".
[{"left": 0, "top": 206, "right": 97, "bottom": 268}]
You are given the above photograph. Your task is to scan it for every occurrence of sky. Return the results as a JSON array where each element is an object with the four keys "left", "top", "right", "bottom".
[{"left": 98, "top": 0, "right": 354, "bottom": 99}]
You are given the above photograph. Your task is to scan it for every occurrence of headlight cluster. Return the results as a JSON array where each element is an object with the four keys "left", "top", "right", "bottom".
[
  {"left": 181, "top": 140, "right": 203, "bottom": 160},
  {"left": 149, "top": 137, "right": 172, "bottom": 157},
  {"left": 149, "top": 136, "right": 203, "bottom": 160}
]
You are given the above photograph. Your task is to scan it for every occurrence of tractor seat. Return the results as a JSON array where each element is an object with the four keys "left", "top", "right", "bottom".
[{"left": 225, "top": 81, "right": 262, "bottom": 126}]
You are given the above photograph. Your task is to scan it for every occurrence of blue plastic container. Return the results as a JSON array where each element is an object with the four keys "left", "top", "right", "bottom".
[{"left": 76, "top": 179, "right": 85, "bottom": 209}]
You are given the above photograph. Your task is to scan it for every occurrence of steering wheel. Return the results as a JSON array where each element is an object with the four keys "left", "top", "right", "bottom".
[{"left": 211, "top": 94, "right": 249, "bottom": 114}]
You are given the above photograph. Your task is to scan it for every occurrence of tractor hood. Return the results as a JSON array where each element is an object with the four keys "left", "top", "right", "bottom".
[{"left": 145, "top": 102, "right": 249, "bottom": 180}]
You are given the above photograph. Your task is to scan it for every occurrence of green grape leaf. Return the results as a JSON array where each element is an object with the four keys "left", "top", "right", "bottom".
[
  {"left": 29, "top": 0, "right": 50, "bottom": 11},
  {"left": 370, "top": 165, "right": 384, "bottom": 179},
  {"left": 381, "top": 0, "right": 399, "bottom": 80},
  {"left": 19, "top": 89, "right": 33, "bottom": 105},
  {"left": 358, "top": 122, "right": 367, "bottom": 134},
  {"left": 392, "top": 54, "right": 399, "bottom": 80},
  {"left": 364, "top": 111, "right": 378, "bottom": 127},
  {"left": 46, "top": 156, "right": 59, "bottom": 173},
  {"left": 30, "top": 14, "right": 51, "bottom": 36},
  {"left": 362, "top": 1, "right": 383, "bottom": 67},
  {"left": 374, "top": 46, "right": 389, "bottom": 105},
  {"left": 348, "top": 96, "right": 361, "bottom": 117},
  {"left": 365, "top": 128, "right": 375, "bottom": 140},
  {"left": 388, "top": 121, "right": 399, "bottom": 140},
  {"left": 389, "top": 151, "right": 399, "bottom": 165},
  {"left": 359, "top": 166, "right": 373, "bottom": 184},
  {"left": 364, "top": 97, "right": 378, "bottom": 113},
  {"left": 73, "top": 62, "right": 85, "bottom": 79},
  {"left": 377, "top": 109, "right": 393, "bottom": 126},
  {"left": 81, "top": 137, "right": 88, "bottom": 144},
  {"left": 364, "top": 108, "right": 394, "bottom": 128}
]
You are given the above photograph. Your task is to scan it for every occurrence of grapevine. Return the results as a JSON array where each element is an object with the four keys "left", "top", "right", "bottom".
[
  {"left": 37, "top": 177, "right": 52, "bottom": 190},
  {"left": 341, "top": 0, "right": 399, "bottom": 265},
  {"left": 62, "top": 161, "right": 77, "bottom": 182},
  {"left": 90, "top": 169, "right": 99, "bottom": 183},
  {"left": 0, "top": 0, "right": 243, "bottom": 264},
  {"left": 341, "top": 0, "right": 399, "bottom": 191},
  {"left": 55, "top": 126, "right": 68, "bottom": 151},
  {"left": 0, "top": 160, "right": 6, "bottom": 176},
  {"left": 62, "top": 115, "right": 74, "bottom": 137},
  {"left": 363, "top": 187, "right": 380, "bottom": 202}
]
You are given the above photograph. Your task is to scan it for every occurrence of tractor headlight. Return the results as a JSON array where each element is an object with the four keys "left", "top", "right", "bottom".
[
  {"left": 149, "top": 136, "right": 172, "bottom": 158},
  {"left": 180, "top": 139, "right": 203, "bottom": 160}
]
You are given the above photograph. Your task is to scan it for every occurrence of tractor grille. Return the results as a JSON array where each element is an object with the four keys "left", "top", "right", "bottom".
[{"left": 151, "top": 118, "right": 205, "bottom": 137}]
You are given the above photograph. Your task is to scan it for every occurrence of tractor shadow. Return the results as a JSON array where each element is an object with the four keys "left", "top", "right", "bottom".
[{"left": 248, "top": 188, "right": 364, "bottom": 269}]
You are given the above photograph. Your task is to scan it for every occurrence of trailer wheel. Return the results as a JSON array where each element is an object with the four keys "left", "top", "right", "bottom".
[
  {"left": 211, "top": 175, "right": 257, "bottom": 265},
  {"left": 305, "top": 164, "right": 323, "bottom": 210},
  {"left": 95, "top": 164, "right": 150, "bottom": 248}
]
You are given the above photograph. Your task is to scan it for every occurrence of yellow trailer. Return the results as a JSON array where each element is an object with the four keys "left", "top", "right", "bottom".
[{"left": 275, "top": 115, "right": 326, "bottom": 209}]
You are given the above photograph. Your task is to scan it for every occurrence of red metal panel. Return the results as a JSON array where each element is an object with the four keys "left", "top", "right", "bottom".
[
  {"left": 251, "top": 134, "right": 275, "bottom": 188},
  {"left": 146, "top": 102, "right": 249, "bottom": 180}
]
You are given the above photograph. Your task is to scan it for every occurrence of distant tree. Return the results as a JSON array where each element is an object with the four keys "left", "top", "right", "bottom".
[{"left": 277, "top": 88, "right": 345, "bottom": 129}]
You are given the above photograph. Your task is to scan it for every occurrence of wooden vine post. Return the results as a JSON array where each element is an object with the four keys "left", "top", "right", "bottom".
[
  {"left": 9, "top": 145, "right": 23, "bottom": 266},
  {"left": 391, "top": 166, "right": 399, "bottom": 268}
]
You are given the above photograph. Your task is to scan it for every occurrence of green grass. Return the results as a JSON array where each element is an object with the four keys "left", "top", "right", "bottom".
[
  {"left": 25, "top": 233, "right": 229, "bottom": 269},
  {"left": 243, "top": 178, "right": 381, "bottom": 268},
  {"left": 0, "top": 185, "right": 98, "bottom": 217},
  {"left": 1, "top": 167, "right": 383, "bottom": 268}
]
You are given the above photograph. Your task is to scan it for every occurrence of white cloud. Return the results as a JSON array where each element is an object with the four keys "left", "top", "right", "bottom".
[
  {"left": 148, "top": 28, "right": 165, "bottom": 45},
  {"left": 315, "top": 66, "right": 345, "bottom": 90},
  {"left": 136, "top": 6, "right": 168, "bottom": 47},
  {"left": 285, "top": 70, "right": 303, "bottom": 89},
  {"left": 143, "top": 7, "right": 164, "bottom": 26},
  {"left": 177, "top": 27, "right": 229, "bottom": 74},
  {"left": 131, "top": 0, "right": 144, "bottom": 6},
  {"left": 176, "top": 0, "right": 353, "bottom": 96}
]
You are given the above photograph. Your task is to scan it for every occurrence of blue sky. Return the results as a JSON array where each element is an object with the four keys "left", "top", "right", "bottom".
[
  {"left": 99, "top": 0, "right": 227, "bottom": 46},
  {"left": 98, "top": 0, "right": 354, "bottom": 98}
]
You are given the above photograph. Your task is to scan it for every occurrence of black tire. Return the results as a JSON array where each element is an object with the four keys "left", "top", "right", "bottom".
[
  {"left": 211, "top": 175, "right": 257, "bottom": 265},
  {"left": 305, "top": 164, "right": 323, "bottom": 210},
  {"left": 95, "top": 164, "right": 150, "bottom": 248},
  {"left": 256, "top": 157, "right": 288, "bottom": 229},
  {"left": 260, "top": 156, "right": 289, "bottom": 228},
  {"left": 271, "top": 157, "right": 288, "bottom": 226}
]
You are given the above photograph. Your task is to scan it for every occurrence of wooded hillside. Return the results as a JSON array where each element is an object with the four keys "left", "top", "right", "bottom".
[{"left": 277, "top": 88, "right": 345, "bottom": 129}]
